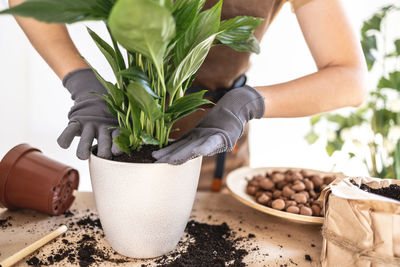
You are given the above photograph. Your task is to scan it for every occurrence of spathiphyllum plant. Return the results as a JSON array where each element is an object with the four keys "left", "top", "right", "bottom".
[{"left": 2, "top": 0, "right": 263, "bottom": 154}]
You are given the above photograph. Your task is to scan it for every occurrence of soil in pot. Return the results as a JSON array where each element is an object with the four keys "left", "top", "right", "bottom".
[
  {"left": 353, "top": 181, "right": 400, "bottom": 202},
  {"left": 95, "top": 145, "right": 163, "bottom": 163}
]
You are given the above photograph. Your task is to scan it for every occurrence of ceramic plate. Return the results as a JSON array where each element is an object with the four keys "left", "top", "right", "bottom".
[{"left": 226, "top": 166, "right": 346, "bottom": 225}]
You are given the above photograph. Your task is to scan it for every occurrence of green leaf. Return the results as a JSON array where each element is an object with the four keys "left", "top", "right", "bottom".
[
  {"left": 172, "top": 0, "right": 204, "bottom": 40},
  {"left": 361, "top": 35, "right": 377, "bottom": 71},
  {"left": 361, "top": 13, "right": 382, "bottom": 36},
  {"left": 169, "top": 108, "right": 203, "bottom": 126},
  {"left": 216, "top": 16, "right": 263, "bottom": 53},
  {"left": 91, "top": 92, "right": 122, "bottom": 120},
  {"left": 126, "top": 82, "right": 162, "bottom": 122},
  {"left": 88, "top": 64, "right": 125, "bottom": 107},
  {"left": 168, "top": 34, "right": 217, "bottom": 97},
  {"left": 108, "top": 0, "right": 176, "bottom": 66},
  {"left": 0, "top": 0, "right": 112, "bottom": 23},
  {"left": 87, "top": 27, "right": 119, "bottom": 76},
  {"left": 326, "top": 138, "right": 344, "bottom": 156},
  {"left": 325, "top": 113, "right": 364, "bottom": 129},
  {"left": 106, "top": 24, "right": 126, "bottom": 71},
  {"left": 125, "top": 94, "right": 142, "bottom": 138},
  {"left": 140, "top": 131, "right": 160, "bottom": 145},
  {"left": 372, "top": 109, "right": 396, "bottom": 136},
  {"left": 395, "top": 39, "right": 400, "bottom": 55},
  {"left": 113, "top": 128, "right": 131, "bottom": 154},
  {"left": 174, "top": 0, "right": 222, "bottom": 65},
  {"left": 394, "top": 140, "right": 400, "bottom": 180},
  {"left": 119, "top": 67, "right": 160, "bottom": 98},
  {"left": 348, "top": 152, "right": 356, "bottom": 158},
  {"left": 166, "top": 90, "right": 213, "bottom": 115},
  {"left": 83, "top": 59, "right": 125, "bottom": 107},
  {"left": 305, "top": 131, "right": 319, "bottom": 145},
  {"left": 217, "top": 35, "right": 261, "bottom": 54},
  {"left": 377, "top": 71, "right": 400, "bottom": 91},
  {"left": 310, "top": 114, "right": 322, "bottom": 125}
]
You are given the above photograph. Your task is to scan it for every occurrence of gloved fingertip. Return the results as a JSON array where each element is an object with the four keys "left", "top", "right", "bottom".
[
  {"left": 152, "top": 150, "right": 166, "bottom": 159},
  {"left": 97, "top": 149, "right": 112, "bottom": 160},
  {"left": 76, "top": 150, "right": 90, "bottom": 160},
  {"left": 57, "top": 136, "right": 71, "bottom": 149},
  {"left": 111, "top": 143, "right": 124, "bottom": 156}
]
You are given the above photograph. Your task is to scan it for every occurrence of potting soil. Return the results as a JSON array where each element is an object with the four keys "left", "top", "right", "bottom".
[
  {"left": 359, "top": 183, "right": 400, "bottom": 202},
  {"left": 109, "top": 145, "right": 160, "bottom": 163},
  {"left": 351, "top": 179, "right": 400, "bottom": 202}
]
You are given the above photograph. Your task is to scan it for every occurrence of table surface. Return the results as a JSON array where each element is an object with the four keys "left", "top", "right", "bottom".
[{"left": 0, "top": 192, "right": 322, "bottom": 266}]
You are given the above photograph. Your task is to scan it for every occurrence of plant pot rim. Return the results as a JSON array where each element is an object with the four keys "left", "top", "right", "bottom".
[
  {"left": 0, "top": 144, "right": 41, "bottom": 209},
  {"left": 90, "top": 145, "right": 201, "bottom": 166}
]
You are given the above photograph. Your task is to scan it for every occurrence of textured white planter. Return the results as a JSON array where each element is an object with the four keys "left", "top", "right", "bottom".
[{"left": 89, "top": 152, "right": 202, "bottom": 258}]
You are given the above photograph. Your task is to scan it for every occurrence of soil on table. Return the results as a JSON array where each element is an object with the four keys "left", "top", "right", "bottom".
[
  {"left": 358, "top": 183, "right": 400, "bottom": 202},
  {"left": 0, "top": 216, "right": 12, "bottom": 228},
  {"left": 154, "top": 220, "right": 249, "bottom": 267},
  {"left": 24, "top": 210, "right": 256, "bottom": 267}
]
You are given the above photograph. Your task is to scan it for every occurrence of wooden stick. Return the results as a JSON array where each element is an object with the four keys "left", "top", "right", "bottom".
[{"left": 0, "top": 225, "right": 68, "bottom": 267}]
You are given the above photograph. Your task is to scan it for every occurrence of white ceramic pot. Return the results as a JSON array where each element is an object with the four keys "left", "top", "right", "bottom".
[{"left": 89, "top": 152, "right": 202, "bottom": 258}]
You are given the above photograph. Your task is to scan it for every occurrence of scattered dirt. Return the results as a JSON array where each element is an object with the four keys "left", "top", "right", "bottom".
[
  {"left": 358, "top": 183, "right": 400, "bottom": 202},
  {"left": 0, "top": 216, "right": 12, "bottom": 228},
  {"left": 24, "top": 211, "right": 258, "bottom": 267},
  {"left": 110, "top": 145, "right": 161, "bottom": 163},
  {"left": 26, "top": 212, "right": 129, "bottom": 267},
  {"left": 305, "top": 254, "right": 312, "bottom": 262},
  {"left": 155, "top": 220, "right": 250, "bottom": 267}
]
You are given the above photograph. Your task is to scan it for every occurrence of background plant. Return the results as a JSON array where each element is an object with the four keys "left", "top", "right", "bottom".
[
  {"left": 305, "top": 5, "right": 400, "bottom": 179},
  {"left": 1, "top": 0, "right": 263, "bottom": 154}
]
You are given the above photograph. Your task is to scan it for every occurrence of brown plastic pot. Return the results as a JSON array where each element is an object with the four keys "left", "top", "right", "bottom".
[{"left": 0, "top": 144, "right": 79, "bottom": 215}]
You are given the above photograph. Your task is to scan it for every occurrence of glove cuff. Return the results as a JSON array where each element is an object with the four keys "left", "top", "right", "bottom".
[
  {"left": 219, "top": 85, "right": 265, "bottom": 124},
  {"left": 62, "top": 68, "right": 108, "bottom": 101},
  {"left": 240, "top": 85, "right": 265, "bottom": 120}
]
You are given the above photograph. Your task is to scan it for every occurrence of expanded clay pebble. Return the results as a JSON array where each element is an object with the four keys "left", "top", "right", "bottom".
[
  {"left": 286, "top": 206, "right": 300, "bottom": 214},
  {"left": 246, "top": 169, "right": 333, "bottom": 217},
  {"left": 259, "top": 178, "right": 274, "bottom": 190},
  {"left": 271, "top": 199, "right": 285, "bottom": 210}
]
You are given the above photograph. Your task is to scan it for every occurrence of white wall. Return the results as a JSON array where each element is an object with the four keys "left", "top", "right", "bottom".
[{"left": 0, "top": 0, "right": 398, "bottom": 191}]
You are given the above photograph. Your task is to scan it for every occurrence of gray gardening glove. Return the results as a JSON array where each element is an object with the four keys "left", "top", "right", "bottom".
[
  {"left": 152, "top": 85, "right": 265, "bottom": 164},
  {"left": 57, "top": 68, "right": 122, "bottom": 160}
]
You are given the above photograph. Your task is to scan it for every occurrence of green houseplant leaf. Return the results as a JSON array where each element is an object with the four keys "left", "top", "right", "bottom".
[
  {"left": 108, "top": 0, "right": 176, "bottom": 67},
  {"left": 174, "top": 0, "right": 222, "bottom": 65},
  {"left": 87, "top": 27, "right": 120, "bottom": 76},
  {"left": 168, "top": 34, "right": 217, "bottom": 98},
  {"left": 126, "top": 82, "right": 162, "bottom": 122},
  {"left": 0, "top": 0, "right": 113, "bottom": 23},
  {"left": 172, "top": 0, "right": 205, "bottom": 40},
  {"left": 119, "top": 67, "right": 160, "bottom": 99},
  {"left": 216, "top": 16, "right": 263, "bottom": 53},
  {"left": 166, "top": 90, "right": 212, "bottom": 115}
]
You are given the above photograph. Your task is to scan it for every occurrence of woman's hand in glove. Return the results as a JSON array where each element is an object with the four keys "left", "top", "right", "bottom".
[
  {"left": 152, "top": 85, "right": 265, "bottom": 165},
  {"left": 57, "top": 68, "right": 122, "bottom": 160}
]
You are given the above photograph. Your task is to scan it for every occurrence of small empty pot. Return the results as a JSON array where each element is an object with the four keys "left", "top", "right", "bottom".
[{"left": 0, "top": 144, "right": 79, "bottom": 215}]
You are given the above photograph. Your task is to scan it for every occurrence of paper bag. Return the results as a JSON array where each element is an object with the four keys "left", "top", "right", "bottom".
[{"left": 320, "top": 177, "right": 400, "bottom": 267}]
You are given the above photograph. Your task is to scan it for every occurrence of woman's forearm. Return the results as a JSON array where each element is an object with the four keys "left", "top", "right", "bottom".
[
  {"left": 256, "top": 64, "right": 366, "bottom": 118},
  {"left": 9, "top": 0, "right": 88, "bottom": 79}
]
